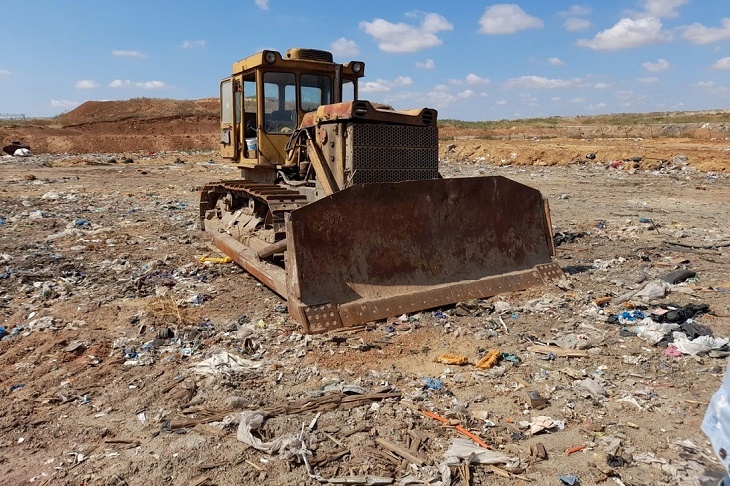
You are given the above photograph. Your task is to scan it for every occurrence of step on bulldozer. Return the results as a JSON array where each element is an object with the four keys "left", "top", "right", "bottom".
[{"left": 200, "top": 48, "right": 563, "bottom": 333}]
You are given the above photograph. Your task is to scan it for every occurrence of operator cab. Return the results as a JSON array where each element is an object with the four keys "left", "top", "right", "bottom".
[{"left": 219, "top": 48, "right": 365, "bottom": 182}]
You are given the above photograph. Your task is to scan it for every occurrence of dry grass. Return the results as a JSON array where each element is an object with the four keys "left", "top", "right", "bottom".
[{"left": 145, "top": 296, "right": 197, "bottom": 327}]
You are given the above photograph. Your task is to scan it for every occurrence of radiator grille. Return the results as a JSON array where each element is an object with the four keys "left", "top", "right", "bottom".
[{"left": 351, "top": 124, "right": 439, "bottom": 184}]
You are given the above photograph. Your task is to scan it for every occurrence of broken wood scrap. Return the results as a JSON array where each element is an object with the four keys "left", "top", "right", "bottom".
[
  {"left": 487, "top": 465, "right": 532, "bottom": 481},
  {"left": 309, "top": 448, "right": 350, "bottom": 467},
  {"left": 198, "top": 460, "right": 228, "bottom": 471},
  {"left": 170, "top": 411, "right": 232, "bottom": 430},
  {"left": 320, "top": 476, "right": 393, "bottom": 485},
  {"left": 528, "top": 345, "right": 589, "bottom": 358},
  {"left": 103, "top": 438, "right": 140, "bottom": 447},
  {"left": 374, "top": 437, "right": 426, "bottom": 466},
  {"left": 181, "top": 404, "right": 233, "bottom": 416},
  {"left": 421, "top": 410, "right": 491, "bottom": 449},
  {"left": 262, "top": 391, "right": 400, "bottom": 417},
  {"left": 360, "top": 446, "right": 402, "bottom": 466}
]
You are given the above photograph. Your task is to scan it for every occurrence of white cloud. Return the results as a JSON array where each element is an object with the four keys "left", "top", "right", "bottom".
[
  {"left": 504, "top": 75, "right": 582, "bottom": 89},
  {"left": 330, "top": 38, "right": 359, "bottom": 57},
  {"left": 570, "top": 97, "right": 585, "bottom": 103},
  {"left": 449, "top": 74, "right": 490, "bottom": 86},
  {"left": 457, "top": 90, "right": 475, "bottom": 99},
  {"left": 588, "top": 102, "right": 608, "bottom": 110},
  {"left": 558, "top": 5, "right": 592, "bottom": 17},
  {"left": 0, "top": 69, "right": 10, "bottom": 75},
  {"left": 465, "top": 73, "right": 490, "bottom": 85},
  {"left": 394, "top": 76, "right": 413, "bottom": 86},
  {"left": 548, "top": 57, "right": 565, "bottom": 66},
  {"left": 642, "top": 58, "right": 669, "bottom": 72},
  {"left": 142, "top": 81, "right": 165, "bottom": 89},
  {"left": 109, "top": 80, "right": 167, "bottom": 89},
  {"left": 254, "top": 0, "right": 269, "bottom": 10},
  {"left": 360, "top": 75, "right": 413, "bottom": 94},
  {"left": 423, "top": 90, "right": 458, "bottom": 108},
  {"left": 564, "top": 18, "right": 591, "bottom": 32},
  {"left": 638, "top": 76, "right": 659, "bottom": 83},
  {"left": 180, "top": 40, "right": 206, "bottom": 49},
  {"left": 594, "top": 82, "right": 609, "bottom": 89},
  {"left": 112, "top": 50, "right": 148, "bottom": 58},
  {"left": 496, "top": 100, "right": 508, "bottom": 106},
  {"left": 479, "top": 4, "right": 543, "bottom": 34},
  {"left": 51, "top": 99, "right": 80, "bottom": 109},
  {"left": 693, "top": 81, "right": 715, "bottom": 88},
  {"left": 643, "top": 0, "right": 688, "bottom": 19},
  {"left": 360, "top": 80, "right": 393, "bottom": 93},
  {"left": 416, "top": 58, "right": 435, "bottom": 69},
  {"left": 712, "top": 57, "right": 730, "bottom": 70},
  {"left": 75, "top": 80, "right": 98, "bottom": 89},
  {"left": 360, "top": 13, "right": 453, "bottom": 53},
  {"left": 432, "top": 84, "right": 449, "bottom": 92},
  {"left": 681, "top": 19, "right": 730, "bottom": 45},
  {"left": 577, "top": 17, "right": 669, "bottom": 51},
  {"left": 550, "top": 96, "right": 561, "bottom": 102}
]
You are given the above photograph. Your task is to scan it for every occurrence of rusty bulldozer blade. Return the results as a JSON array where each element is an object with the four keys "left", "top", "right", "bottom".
[{"left": 285, "top": 176, "right": 563, "bottom": 333}]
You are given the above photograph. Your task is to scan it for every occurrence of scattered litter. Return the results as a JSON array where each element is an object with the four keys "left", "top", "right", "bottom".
[
  {"left": 559, "top": 474, "right": 581, "bottom": 485},
  {"left": 474, "top": 349, "right": 500, "bottom": 369},
  {"left": 421, "top": 378, "right": 444, "bottom": 390},
  {"left": 444, "top": 438, "right": 516, "bottom": 464},
  {"left": 192, "top": 350, "right": 263, "bottom": 376},
  {"left": 437, "top": 353, "right": 468, "bottom": 365}
]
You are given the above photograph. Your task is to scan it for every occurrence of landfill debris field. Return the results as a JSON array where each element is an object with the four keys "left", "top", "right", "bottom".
[{"left": 0, "top": 100, "right": 729, "bottom": 485}]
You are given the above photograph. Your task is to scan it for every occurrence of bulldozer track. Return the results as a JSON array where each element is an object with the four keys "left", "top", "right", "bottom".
[{"left": 199, "top": 180, "right": 309, "bottom": 227}]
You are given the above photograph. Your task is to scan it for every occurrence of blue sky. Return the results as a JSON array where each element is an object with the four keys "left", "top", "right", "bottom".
[{"left": 1, "top": 0, "right": 729, "bottom": 120}]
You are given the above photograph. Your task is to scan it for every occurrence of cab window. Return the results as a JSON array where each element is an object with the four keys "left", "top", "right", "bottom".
[
  {"left": 263, "top": 72, "right": 296, "bottom": 134},
  {"left": 342, "top": 79, "right": 355, "bottom": 102},
  {"left": 301, "top": 74, "right": 331, "bottom": 112}
]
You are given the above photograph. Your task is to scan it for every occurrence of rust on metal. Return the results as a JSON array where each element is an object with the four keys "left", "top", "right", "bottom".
[
  {"left": 301, "top": 100, "right": 437, "bottom": 127},
  {"left": 285, "top": 176, "right": 562, "bottom": 333},
  {"left": 213, "top": 233, "right": 288, "bottom": 298}
]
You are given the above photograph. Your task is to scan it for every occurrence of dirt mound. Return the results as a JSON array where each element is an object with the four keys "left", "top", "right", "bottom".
[
  {"left": 0, "top": 98, "right": 220, "bottom": 153},
  {"left": 58, "top": 98, "right": 219, "bottom": 125}
]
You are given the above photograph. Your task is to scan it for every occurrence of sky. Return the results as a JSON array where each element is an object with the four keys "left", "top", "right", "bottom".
[{"left": 1, "top": 0, "right": 729, "bottom": 121}]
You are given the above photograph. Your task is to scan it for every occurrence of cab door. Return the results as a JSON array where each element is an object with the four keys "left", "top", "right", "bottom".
[{"left": 219, "top": 77, "right": 237, "bottom": 159}]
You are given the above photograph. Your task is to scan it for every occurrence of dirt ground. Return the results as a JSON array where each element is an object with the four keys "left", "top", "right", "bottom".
[{"left": 0, "top": 100, "right": 729, "bottom": 486}]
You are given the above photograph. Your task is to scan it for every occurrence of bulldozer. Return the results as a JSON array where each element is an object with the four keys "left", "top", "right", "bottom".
[{"left": 200, "top": 48, "right": 563, "bottom": 333}]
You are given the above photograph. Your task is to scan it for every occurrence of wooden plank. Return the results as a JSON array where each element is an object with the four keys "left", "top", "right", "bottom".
[{"left": 375, "top": 438, "right": 426, "bottom": 466}]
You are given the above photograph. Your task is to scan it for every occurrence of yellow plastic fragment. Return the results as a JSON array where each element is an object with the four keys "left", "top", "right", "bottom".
[
  {"left": 198, "top": 256, "right": 232, "bottom": 264},
  {"left": 474, "top": 349, "right": 501, "bottom": 370},
  {"left": 437, "top": 353, "right": 469, "bottom": 365}
]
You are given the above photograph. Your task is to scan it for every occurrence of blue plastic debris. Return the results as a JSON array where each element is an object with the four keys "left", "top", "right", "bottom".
[
  {"left": 501, "top": 352, "right": 521, "bottom": 364},
  {"left": 559, "top": 475, "right": 580, "bottom": 486},
  {"left": 0, "top": 326, "right": 6, "bottom": 339},
  {"left": 75, "top": 219, "right": 90, "bottom": 227},
  {"left": 421, "top": 377, "right": 444, "bottom": 390},
  {"left": 433, "top": 311, "right": 447, "bottom": 319},
  {"left": 10, "top": 383, "right": 25, "bottom": 392},
  {"left": 618, "top": 310, "right": 646, "bottom": 323}
]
